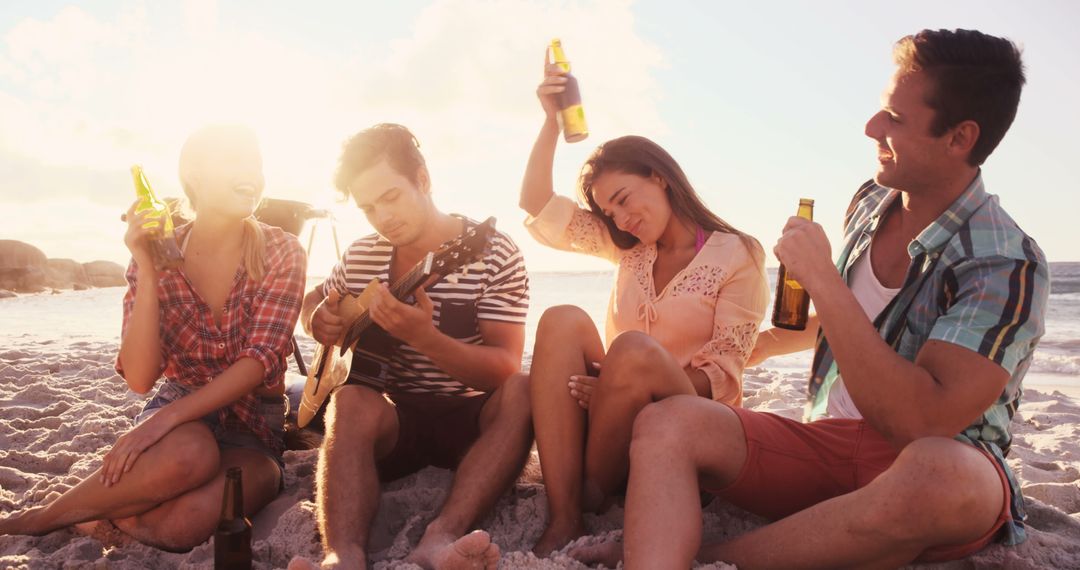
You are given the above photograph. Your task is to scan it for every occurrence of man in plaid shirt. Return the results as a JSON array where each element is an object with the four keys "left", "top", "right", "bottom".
[{"left": 574, "top": 29, "right": 1049, "bottom": 569}]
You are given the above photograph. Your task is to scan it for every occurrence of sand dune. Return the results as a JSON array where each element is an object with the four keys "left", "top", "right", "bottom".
[{"left": 1, "top": 344, "right": 1078, "bottom": 569}]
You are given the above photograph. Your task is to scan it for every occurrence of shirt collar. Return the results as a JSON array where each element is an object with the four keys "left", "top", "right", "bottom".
[
  {"left": 867, "top": 171, "right": 989, "bottom": 257},
  {"left": 908, "top": 170, "right": 988, "bottom": 256}
]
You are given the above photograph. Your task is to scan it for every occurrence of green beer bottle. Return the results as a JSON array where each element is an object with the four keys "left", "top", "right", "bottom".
[
  {"left": 771, "top": 198, "right": 815, "bottom": 330},
  {"left": 550, "top": 39, "right": 589, "bottom": 143},
  {"left": 131, "top": 165, "right": 183, "bottom": 270}
]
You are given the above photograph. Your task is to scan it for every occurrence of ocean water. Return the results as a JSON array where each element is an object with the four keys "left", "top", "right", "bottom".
[{"left": 2, "top": 264, "right": 1078, "bottom": 397}]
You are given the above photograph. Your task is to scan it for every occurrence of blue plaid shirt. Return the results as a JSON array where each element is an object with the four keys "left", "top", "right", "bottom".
[{"left": 807, "top": 173, "right": 1049, "bottom": 546}]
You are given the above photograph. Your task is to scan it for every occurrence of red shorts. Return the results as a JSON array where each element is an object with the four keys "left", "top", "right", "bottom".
[{"left": 710, "top": 406, "right": 1013, "bottom": 563}]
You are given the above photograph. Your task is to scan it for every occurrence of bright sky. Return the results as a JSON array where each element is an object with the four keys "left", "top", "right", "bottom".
[{"left": 1, "top": 0, "right": 1077, "bottom": 276}]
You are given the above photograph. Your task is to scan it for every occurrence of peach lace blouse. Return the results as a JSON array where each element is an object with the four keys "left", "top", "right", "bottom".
[{"left": 525, "top": 195, "right": 769, "bottom": 405}]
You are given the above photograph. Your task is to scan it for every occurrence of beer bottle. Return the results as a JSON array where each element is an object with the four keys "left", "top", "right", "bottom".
[
  {"left": 131, "top": 165, "right": 184, "bottom": 270},
  {"left": 214, "top": 467, "right": 253, "bottom": 569},
  {"left": 549, "top": 39, "right": 589, "bottom": 143},
  {"left": 771, "top": 198, "right": 815, "bottom": 330}
]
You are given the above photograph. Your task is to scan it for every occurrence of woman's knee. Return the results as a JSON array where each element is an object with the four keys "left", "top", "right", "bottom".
[
  {"left": 134, "top": 499, "right": 219, "bottom": 552},
  {"left": 150, "top": 423, "right": 220, "bottom": 492},
  {"left": 606, "top": 332, "right": 665, "bottom": 368},
  {"left": 599, "top": 332, "right": 668, "bottom": 389},
  {"left": 536, "top": 304, "right": 593, "bottom": 338}
]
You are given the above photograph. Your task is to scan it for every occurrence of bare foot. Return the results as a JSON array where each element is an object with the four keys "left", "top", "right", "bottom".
[
  {"left": 407, "top": 529, "right": 500, "bottom": 570},
  {"left": 570, "top": 539, "right": 623, "bottom": 569},
  {"left": 0, "top": 506, "right": 45, "bottom": 536},
  {"left": 73, "top": 519, "right": 133, "bottom": 547},
  {"left": 532, "top": 518, "right": 587, "bottom": 558}
]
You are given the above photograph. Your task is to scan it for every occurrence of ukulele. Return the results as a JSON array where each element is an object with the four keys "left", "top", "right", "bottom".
[{"left": 297, "top": 217, "right": 496, "bottom": 428}]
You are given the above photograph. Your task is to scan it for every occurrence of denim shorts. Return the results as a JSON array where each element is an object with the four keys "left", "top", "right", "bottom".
[{"left": 135, "top": 381, "right": 287, "bottom": 481}]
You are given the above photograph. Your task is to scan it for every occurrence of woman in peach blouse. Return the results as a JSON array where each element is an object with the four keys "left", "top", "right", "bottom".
[{"left": 522, "top": 61, "right": 770, "bottom": 556}]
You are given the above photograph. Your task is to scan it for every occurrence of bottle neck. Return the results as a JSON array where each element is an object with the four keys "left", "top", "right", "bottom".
[
  {"left": 220, "top": 471, "right": 244, "bottom": 520},
  {"left": 550, "top": 44, "right": 570, "bottom": 72}
]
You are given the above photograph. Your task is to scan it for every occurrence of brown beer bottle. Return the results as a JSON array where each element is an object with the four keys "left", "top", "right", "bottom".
[
  {"left": 549, "top": 39, "right": 589, "bottom": 143},
  {"left": 131, "top": 165, "right": 184, "bottom": 270},
  {"left": 214, "top": 467, "right": 252, "bottom": 569},
  {"left": 771, "top": 198, "right": 815, "bottom": 330}
]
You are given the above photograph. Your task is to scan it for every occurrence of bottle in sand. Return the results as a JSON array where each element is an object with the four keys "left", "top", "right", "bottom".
[
  {"left": 130, "top": 165, "right": 184, "bottom": 270},
  {"left": 771, "top": 198, "right": 815, "bottom": 330},
  {"left": 214, "top": 467, "right": 253, "bottom": 569},
  {"left": 549, "top": 38, "right": 589, "bottom": 143}
]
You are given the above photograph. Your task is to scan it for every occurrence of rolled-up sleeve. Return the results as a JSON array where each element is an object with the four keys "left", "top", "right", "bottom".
[
  {"left": 114, "top": 259, "right": 168, "bottom": 379},
  {"left": 114, "top": 260, "right": 139, "bottom": 377},
  {"left": 928, "top": 255, "right": 1048, "bottom": 375},
  {"left": 524, "top": 194, "right": 619, "bottom": 261},
  {"left": 689, "top": 253, "right": 769, "bottom": 406},
  {"left": 238, "top": 237, "right": 307, "bottom": 388}
]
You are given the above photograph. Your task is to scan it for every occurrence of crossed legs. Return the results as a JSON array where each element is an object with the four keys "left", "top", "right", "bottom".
[
  {"left": 0, "top": 421, "right": 281, "bottom": 552},
  {"left": 579, "top": 396, "right": 1008, "bottom": 569}
]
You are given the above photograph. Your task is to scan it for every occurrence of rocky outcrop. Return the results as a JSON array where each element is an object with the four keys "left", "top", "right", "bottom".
[
  {"left": 83, "top": 260, "right": 126, "bottom": 288},
  {"left": 46, "top": 258, "right": 91, "bottom": 289},
  {"left": 0, "top": 240, "right": 126, "bottom": 293},
  {"left": 0, "top": 240, "right": 48, "bottom": 293}
]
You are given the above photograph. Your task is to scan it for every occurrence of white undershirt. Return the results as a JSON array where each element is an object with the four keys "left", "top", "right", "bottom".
[{"left": 826, "top": 239, "right": 901, "bottom": 420}]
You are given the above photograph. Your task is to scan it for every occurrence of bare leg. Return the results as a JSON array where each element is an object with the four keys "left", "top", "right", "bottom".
[
  {"left": 617, "top": 397, "right": 746, "bottom": 569},
  {"left": 0, "top": 422, "right": 220, "bottom": 537},
  {"left": 528, "top": 305, "right": 605, "bottom": 556},
  {"left": 582, "top": 332, "right": 705, "bottom": 508},
  {"left": 609, "top": 397, "right": 1005, "bottom": 569},
  {"left": 314, "top": 385, "right": 399, "bottom": 569},
  {"left": 112, "top": 448, "right": 282, "bottom": 551},
  {"left": 405, "top": 372, "right": 533, "bottom": 570},
  {"left": 697, "top": 437, "right": 1005, "bottom": 569}
]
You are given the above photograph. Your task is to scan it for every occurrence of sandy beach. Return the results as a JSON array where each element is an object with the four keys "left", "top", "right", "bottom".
[{"left": 1, "top": 331, "right": 1078, "bottom": 569}]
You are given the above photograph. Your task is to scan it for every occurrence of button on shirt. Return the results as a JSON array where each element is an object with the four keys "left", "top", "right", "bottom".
[{"left": 115, "top": 223, "right": 307, "bottom": 454}]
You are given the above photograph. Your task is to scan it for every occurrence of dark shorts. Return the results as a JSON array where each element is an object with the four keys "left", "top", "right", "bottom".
[
  {"left": 376, "top": 390, "right": 492, "bottom": 482},
  {"left": 709, "top": 406, "right": 1012, "bottom": 563},
  {"left": 136, "top": 382, "right": 287, "bottom": 483}
]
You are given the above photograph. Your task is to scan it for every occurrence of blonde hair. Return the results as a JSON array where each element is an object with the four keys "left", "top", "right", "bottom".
[
  {"left": 178, "top": 124, "right": 267, "bottom": 281},
  {"left": 241, "top": 217, "right": 266, "bottom": 281}
]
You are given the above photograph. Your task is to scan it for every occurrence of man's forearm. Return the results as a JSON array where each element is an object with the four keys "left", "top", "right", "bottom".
[
  {"left": 410, "top": 330, "right": 520, "bottom": 392},
  {"left": 810, "top": 271, "right": 943, "bottom": 443},
  {"left": 155, "top": 358, "right": 266, "bottom": 429}
]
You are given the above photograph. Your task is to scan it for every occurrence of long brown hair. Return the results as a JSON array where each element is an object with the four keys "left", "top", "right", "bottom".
[
  {"left": 578, "top": 135, "right": 761, "bottom": 258},
  {"left": 177, "top": 125, "right": 266, "bottom": 281}
]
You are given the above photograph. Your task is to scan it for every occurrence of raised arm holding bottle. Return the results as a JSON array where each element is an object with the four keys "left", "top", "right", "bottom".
[
  {"left": 0, "top": 126, "right": 306, "bottom": 554},
  {"left": 522, "top": 41, "right": 769, "bottom": 557}
]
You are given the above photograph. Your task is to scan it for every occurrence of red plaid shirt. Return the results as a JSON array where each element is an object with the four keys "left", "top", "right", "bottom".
[{"left": 116, "top": 222, "right": 306, "bottom": 454}]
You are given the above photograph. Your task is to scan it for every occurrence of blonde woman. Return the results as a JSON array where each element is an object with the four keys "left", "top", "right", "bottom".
[{"left": 0, "top": 125, "right": 306, "bottom": 550}]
